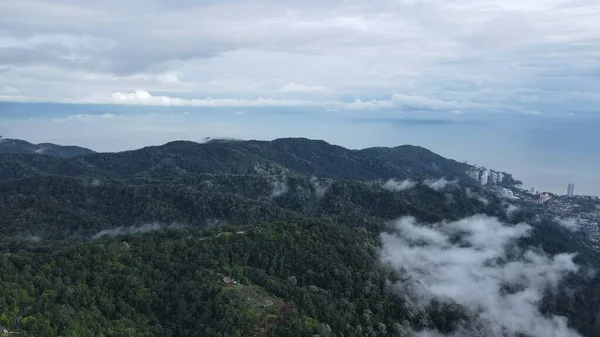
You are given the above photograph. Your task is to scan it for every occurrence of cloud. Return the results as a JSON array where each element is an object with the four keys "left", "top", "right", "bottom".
[
  {"left": 382, "top": 179, "right": 417, "bottom": 192},
  {"left": 554, "top": 217, "right": 582, "bottom": 232},
  {"left": 51, "top": 89, "right": 485, "bottom": 111},
  {"left": 92, "top": 222, "right": 184, "bottom": 239},
  {"left": 380, "top": 215, "right": 581, "bottom": 337},
  {"left": 105, "top": 90, "right": 317, "bottom": 107},
  {"left": 25, "top": 235, "right": 42, "bottom": 242},
  {"left": 424, "top": 178, "right": 457, "bottom": 191},
  {"left": 309, "top": 176, "right": 329, "bottom": 198},
  {"left": 270, "top": 179, "right": 289, "bottom": 199},
  {"left": 280, "top": 82, "right": 329, "bottom": 93},
  {"left": 0, "top": 0, "right": 598, "bottom": 116},
  {"left": 466, "top": 187, "right": 489, "bottom": 205},
  {"left": 503, "top": 202, "right": 520, "bottom": 218},
  {"left": 100, "top": 113, "right": 120, "bottom": 119}
]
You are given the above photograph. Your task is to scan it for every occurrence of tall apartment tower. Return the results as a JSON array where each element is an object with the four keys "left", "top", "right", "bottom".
[
  {"left": 480, "top": 170, "right": 489, "bottom": 185},
  {"left": 567, "top": 183, "right": 575, "bottom": 197},
  {"left": 490, "top": 172, "right": 498, "bottom": 184}
]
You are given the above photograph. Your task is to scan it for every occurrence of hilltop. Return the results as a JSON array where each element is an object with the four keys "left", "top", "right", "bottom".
[
  {"left": 0, "top": 137, "right": 94, "bottom": 158},
  {"left": 0, "top": 137, "right": 470, "bottom": 182}
]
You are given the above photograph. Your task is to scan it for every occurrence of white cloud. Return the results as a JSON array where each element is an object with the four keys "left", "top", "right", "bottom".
[
  {"left": 280, "top": 82, "right": 329, "bottom": 93},
  {"left": 381, "top": 215, "right": 581, "bottom": 337},
  {"left": 382, "top": 179, "right": 417, "bottom": 192},
  {"left": 26, "top": 235, "right": 42, "bottom": 242},
  {"left": 51, "top": 113, "right": 123, "bottom": 123},
  {"left": 309, "top": 176, "right": 329, "bottom": 198},
  {"left": 424, "top": 177, "right": 457, "bottom": 191},
  {"left": 100, "top": 113, "right": 120, "bottom": 119},
  {"left": 504, "top": 202, "right": 520, "bottom": 218},
  {"left": 554, "top": 217, "right": 582, "bottom": 232},
  {"left": 0, "top": 0, "right": 598, "bottom": 114},
  {"left": 466, "top": 187, "right": 490, "bottom": 205},
  {"left": 270, "top": 179, "right": 289, "bottom": 199},
  {"left": 106, "top": 90, "right": 317, "bottom": 107},
  {"left": 52, "top": 114, "right": 94, "bottom": 123},
  {"left": 92, "top": 222, "right": 185, "bottom": 239},
  {"left": 51, "top": 89, "right": 484, "bottom": 111}
]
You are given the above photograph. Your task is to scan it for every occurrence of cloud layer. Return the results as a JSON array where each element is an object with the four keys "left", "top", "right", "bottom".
[
  {"left": 380, "top": 215, "right": 581, "bottom": 337},
  {"left": 92, "top": 222, "right": 184, "bottom": 239},
  {"left": 554, "top": 217, "right": 582, "bottom": 232},
  {"left": 382, "top": 179, "right": 417, "bottom": 192},
  {"left": 0, "top": 0, "right": 599, "bottom": 114},
  {"left": 424, "top": 178, "right": 457, "bottom": 191},
  {"left": 270, "top": 179, "right": 289, "bottom": 199}
]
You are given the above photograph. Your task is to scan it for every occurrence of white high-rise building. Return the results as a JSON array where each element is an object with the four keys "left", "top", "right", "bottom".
[
  {"left": 530, "top": 186, "right": 537, "bottom": 194},
  {"left": 480, "top": 170, "right": 489, "bottom": 185},
  {"left": 490, "top": 172, "right": 498, "bottom": 184},
  {"left": 498, "top": 173, "right": 504, "bottom": 183},
  {"left": 567, "top": 183, "right": 575, "bottom": 197}
]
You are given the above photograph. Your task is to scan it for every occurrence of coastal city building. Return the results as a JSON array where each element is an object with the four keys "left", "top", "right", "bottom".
[
  {"left": 568, "top": 183, "right": 575, "bottom": 197},
  {"left": 490, "top": 172, "right": 498, "bottom": 184},
  {"left": 480, "top": 170, "right": 489, "bottom": 185},
  {"left": 538, "top": 192, "right": 551, "bottom": 204}
]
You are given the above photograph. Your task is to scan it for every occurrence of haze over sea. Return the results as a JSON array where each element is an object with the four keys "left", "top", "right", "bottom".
[{"left": 1, "top": 103, "right": 598, "bottom": 196}]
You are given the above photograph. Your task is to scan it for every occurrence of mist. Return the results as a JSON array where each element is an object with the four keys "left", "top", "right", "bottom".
[
  {"left": 554, "top": 217, "right": 582, "bottom": 232},
  {"left": 503, "top": 202, "right": 520, "bottom": 218},
  {"left": 270, "top": 179, "right": 289, "bottom": 199},
  {"left": 382, "top": 179, "right": 417, "bottom": 192},
  {"left": 424, "top": 178, "right": 457, "bottom": 191},
  {"left": 309, "top": 176, "right": 329, "bottom": 198},
  {"left": 92, "top": 222, "right": 185, "bottom": 239},
  {"left": 26, "top": 235, "right": 42, "bottom": 242},
  {"left": 380, "top": 215, "right": 581, "bottom": 337},
  {"left": 465, "top": 188, "right": 490, "bottom": 205}
]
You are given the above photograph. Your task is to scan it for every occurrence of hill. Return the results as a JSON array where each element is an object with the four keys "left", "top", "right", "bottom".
[
  {"left": 0, "top": 137, "right": 94, "bottom": 158},
  {"left": 0, "top": 138, "right": 598, "bottom": 337},
  {"left": 0, "top": 137, "right": 471, "bottom": 182}
]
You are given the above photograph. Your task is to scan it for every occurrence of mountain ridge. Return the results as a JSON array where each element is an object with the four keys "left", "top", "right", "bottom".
[
  {"left": 0, "top": 137, "right": 475, "bottom": 183},
  {"left": 0, "top": 137, "right": 95, "bottom": 158},
  {"left": 0, "top": 137, "right": 595, "bottom": 337}
]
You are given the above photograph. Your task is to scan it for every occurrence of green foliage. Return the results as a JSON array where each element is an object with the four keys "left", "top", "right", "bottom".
[
  {"left": 0, "top": 138, "right": 472, "bottom": 182},
  {"left": 0, "top": 219, "right": 471, "bottom": 336},
  {"left": 0, "top": 137, "right": 598, "bottom": 336}
]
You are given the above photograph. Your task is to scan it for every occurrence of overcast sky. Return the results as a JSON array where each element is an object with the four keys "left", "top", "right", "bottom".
[
  {"left": 1, "top": 0, "right": 599, "bottom": 194},
  {"left": 1, "top": 0, "right": 599, "bottom": 112}
]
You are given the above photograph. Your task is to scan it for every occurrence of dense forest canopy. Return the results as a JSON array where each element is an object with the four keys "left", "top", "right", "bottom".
[{"left": 0, "top": 138, "right": 596, "bottom": 337}]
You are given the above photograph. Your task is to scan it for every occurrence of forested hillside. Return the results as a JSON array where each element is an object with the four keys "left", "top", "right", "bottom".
[
  {"left": 0, "top": 138, "right": 473, "bottom": 182},
  {"left": 0, "top": 138, "right": 596, "bottom": 337},
  {"left": 0, "top": 138, "right": 94, "bottom": 158}
]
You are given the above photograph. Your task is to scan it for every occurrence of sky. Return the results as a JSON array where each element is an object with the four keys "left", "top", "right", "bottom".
[{"left": 0, "top": 0, "right": 599, "bottom": 195}]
